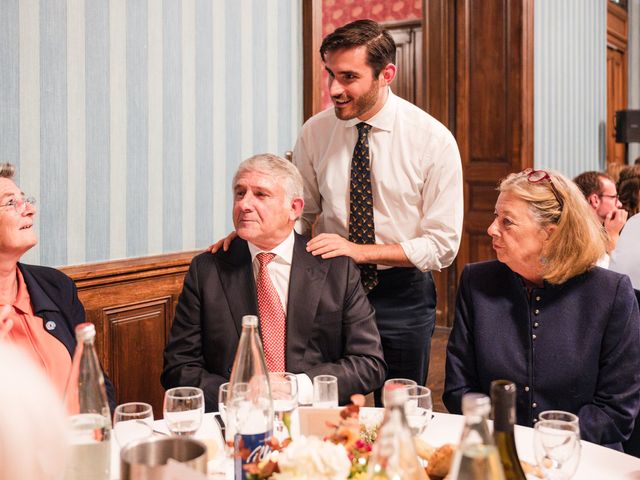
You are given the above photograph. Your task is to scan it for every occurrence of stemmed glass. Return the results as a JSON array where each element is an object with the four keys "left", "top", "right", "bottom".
[
  {"left": 269, "top": 372, "right": 299, "bottom": 441},
  {"left": 113, "top": 402, "right": 154, "bottom": 447},
  {"left": 163, "top": 387, "right": 204, "bottom": 437},
  {"left": 405, "top": 386, "right": 433, "bottom": 436},
  {"left": 215, "top": 382, "right": 233, "bottom": 455},
  {"left": 534, "top": 419, "right": 581, "bottom": 479},
  {"left": 382, "top": 378, "right": 417, "bottom": 405}
]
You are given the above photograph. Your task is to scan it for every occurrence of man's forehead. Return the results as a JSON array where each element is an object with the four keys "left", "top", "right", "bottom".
[
  {"left": 324, "top": 46, "right": 370, "bottom": 68},
  {"left": 234, "top": 170, "right": 278, "bottom": 189},
  {"left": 599, "top": 177, "right": 617, "bottom": 193}
]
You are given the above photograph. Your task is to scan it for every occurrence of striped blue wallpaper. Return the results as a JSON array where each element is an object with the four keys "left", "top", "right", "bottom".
[
  {"left": 534, "top": 0, "right": 607, "bottom": 178},
  {"left": 1, "top": 0, "right": 302, "bottom": 267}
]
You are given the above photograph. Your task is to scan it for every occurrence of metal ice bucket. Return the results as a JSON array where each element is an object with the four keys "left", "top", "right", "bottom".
[{"left": 120, "top": 436, "right": 207, "bottom": 479}]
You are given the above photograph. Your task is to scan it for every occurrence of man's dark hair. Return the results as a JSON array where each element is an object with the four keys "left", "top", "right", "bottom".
[
  {"left": 573, "top": 171, "right": 612, "bottom": 197},
  {"left": 320, "top": 19, "right": 396, "bottom": 77}
]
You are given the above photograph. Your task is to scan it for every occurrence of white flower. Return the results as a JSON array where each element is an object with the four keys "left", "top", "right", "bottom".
[{"left": 272, "top": 436, "right": 351, "bottom": 480}]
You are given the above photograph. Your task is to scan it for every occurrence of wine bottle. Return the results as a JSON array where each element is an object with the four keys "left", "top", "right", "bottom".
[
  {"left": 63, "top": 323, "right": 111, "bottom": 480},
  {"left": 227, "top": 315, "right": 274, "bottom": 480},
  {"left": 449, "top": 393, "right": 506, "bottom": 480},
  {"left": 491, "top": 380, "right": 527, "bottom": 480}
]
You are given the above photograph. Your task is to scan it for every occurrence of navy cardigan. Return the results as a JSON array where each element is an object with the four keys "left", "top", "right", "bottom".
[
  {"left": 444, "top": 260, "right": 640, "bottom": 449},
  {"left": 18, "top": 262, "right": 116, "bottom": 412}
]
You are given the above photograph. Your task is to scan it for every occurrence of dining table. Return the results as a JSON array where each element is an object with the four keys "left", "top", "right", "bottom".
[{"left": 109, "top": 408, "right": 640, "bottom": 479}]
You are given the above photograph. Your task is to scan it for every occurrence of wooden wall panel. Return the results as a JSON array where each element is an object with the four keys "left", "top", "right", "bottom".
[
  {"left": 106, "top": 298, "right": 172, "bottom": 417},
  {"left": 607, "top": 2, "right": 628, "bottom": 167},
  {"left": 62, "top": 251, "right": 198, "bottom": 418},
  {"left": 455, "top": 0, "right": 533, "bottom": 282}
]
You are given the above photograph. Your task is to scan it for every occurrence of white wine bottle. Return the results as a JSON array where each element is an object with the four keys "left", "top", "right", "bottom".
[{"left": 491, "top": 380, "right": 527, "bottom": 480}]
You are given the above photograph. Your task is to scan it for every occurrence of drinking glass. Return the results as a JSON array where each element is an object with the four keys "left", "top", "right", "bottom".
[
  {"left": 539, "top": 410, "right": 580, "bottom": 432},
  {"left": 313, "top": 374, "right": 338, "bottom": 407},
  {"left": 269, "top": 372, "right": 299, "bottom": 441},
  {"left": 113, "top": 402, "right": 154, "bottom": 447},
  {"left": 382, "top": 378, "right": 417, "bottom": 405},
  {"left": 163, "top": 387, "right": 204, "bottom": 437},
  {"left": 405, "top": 385, "right": 433, "bottom": 436},
  {"left": 214, "top": 382, "right": 232, "bottom": 455},
  {"left": 534, "top": 419, "right": 581, "bottom": 480}
]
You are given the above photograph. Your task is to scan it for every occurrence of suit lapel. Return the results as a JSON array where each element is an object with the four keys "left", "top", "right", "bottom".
[
  {"left": 285, "top": 234, "right": 329, "bottom": 365},
  {"left": 218, "top": 239, "right": 259, "bottom": 336}
]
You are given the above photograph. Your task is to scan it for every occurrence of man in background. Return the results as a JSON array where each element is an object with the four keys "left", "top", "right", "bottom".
[
  {"left": 573, "top": 171, "right": 627, "bottom": 266},
  {"left": 293, "top": 19, "right": 463, "bottom": 403}
]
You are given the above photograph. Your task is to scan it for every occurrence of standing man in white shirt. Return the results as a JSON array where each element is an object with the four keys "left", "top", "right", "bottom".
[{"left": 293, "top": 19, "right": 463, "bottom": 403}]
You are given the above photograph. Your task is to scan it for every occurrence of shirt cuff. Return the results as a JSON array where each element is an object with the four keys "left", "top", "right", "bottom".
[{"left": 296, "top": 373, "right": 313, "bottom": 405}]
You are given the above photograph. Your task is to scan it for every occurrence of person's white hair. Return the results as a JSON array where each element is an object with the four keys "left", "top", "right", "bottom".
[
  {"left": 232, "top": 153, "right": 304, "bottom": 202},
  {"left": 0, "top": 343, "right": 69, "bottom": 480}
]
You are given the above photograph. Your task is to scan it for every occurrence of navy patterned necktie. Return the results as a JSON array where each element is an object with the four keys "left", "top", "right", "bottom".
[{"left": 349, "top": 122, "right": 378, "bottom": 291}]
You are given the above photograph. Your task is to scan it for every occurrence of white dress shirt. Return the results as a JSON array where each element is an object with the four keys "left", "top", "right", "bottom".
[
  {"left": 293, "top": 89, "right": 463, "bottom": 272},
  {"left": 610, "top": 214, "right": 640, "bottom": 289},
  {"left": 247, "top": 230, "right": 313, "bottom": 404}
]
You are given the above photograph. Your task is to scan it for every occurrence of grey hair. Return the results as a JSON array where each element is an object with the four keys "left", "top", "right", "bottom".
[
  {"left": 232, "top": 153, "right": 304, "bottom": 202},
  {"left": 0, "top": 163, "right": 16, "bottom": 179}
]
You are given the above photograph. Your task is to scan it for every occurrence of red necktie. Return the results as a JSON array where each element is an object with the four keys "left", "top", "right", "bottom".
[{"left": 256, "top": 253, "right": 286, "bottom": 372}]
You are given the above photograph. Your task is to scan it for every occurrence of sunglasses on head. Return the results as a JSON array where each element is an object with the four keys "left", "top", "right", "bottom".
[{"left": 521, "top": 168, "right": 564, "bottom": 209}]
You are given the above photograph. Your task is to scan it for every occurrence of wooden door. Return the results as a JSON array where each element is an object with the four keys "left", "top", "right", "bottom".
[
  {"left": 607, "top": 2, "right": 628, "bottom": 167},
  {"left": 452, "top": 0, "right": 534, "bottom": 291}
]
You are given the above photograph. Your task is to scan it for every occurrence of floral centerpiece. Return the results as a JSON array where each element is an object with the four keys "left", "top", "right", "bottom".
[{"left": 243, "top": 395, "right": 378, "bottom": 480}]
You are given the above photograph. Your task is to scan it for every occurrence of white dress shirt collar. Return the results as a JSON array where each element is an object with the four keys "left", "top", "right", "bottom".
[
  {"left": 342, "top": 87, "right": 396, "bottom": 133},
  {"left": 247, "top": 229, "right": 295, "bottom": 265}
]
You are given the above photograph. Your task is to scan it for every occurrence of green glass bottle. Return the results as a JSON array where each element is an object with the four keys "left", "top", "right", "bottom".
[{"left": 491, "top": 380, "right": 527, "bottom": 480}]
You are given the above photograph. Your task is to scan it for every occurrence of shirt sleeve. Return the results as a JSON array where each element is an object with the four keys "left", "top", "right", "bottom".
[
  {"left": 399, "top": 131, "right": 464, "bottom": 272},
  {"left": 293, "top": 130, "right": 321, "bottom": 236}
]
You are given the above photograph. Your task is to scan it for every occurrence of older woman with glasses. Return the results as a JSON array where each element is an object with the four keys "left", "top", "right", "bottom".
[
  {"left": 0, "top": 163, "right": 115, "bottom": 410},
  {"left": 444, "top": 168, "right": 640, "bottom": 450}
]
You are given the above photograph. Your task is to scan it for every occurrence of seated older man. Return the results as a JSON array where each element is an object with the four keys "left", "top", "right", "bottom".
[{"left": 161, "top": 154, "right": 386, "bottom": 411}]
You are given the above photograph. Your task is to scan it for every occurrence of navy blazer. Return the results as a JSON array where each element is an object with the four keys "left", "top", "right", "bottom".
[
  {"left": 161, "top": 234, "right": 387, "bottom": 411},
  {"left": 18, "top": 263, "right": 116, "bottom": 412},
  {"left": 444, "top": 260, "right": 640, "bottom": 449}
]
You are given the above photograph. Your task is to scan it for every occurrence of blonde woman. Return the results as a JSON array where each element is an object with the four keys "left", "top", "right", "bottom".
[{"left": 444, "top": 169, "right": 640, "bottom": 450}]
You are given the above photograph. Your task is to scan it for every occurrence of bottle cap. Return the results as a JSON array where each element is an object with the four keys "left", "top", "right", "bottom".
[
  {"left": 461, "top": 392, "right": 491, "bottom": 416},
  {"left": 242, "top": 315, "right": 259, "bottom": 327},
  {"left": 74, "top": 322, "right": 96, "bottom": 341}
]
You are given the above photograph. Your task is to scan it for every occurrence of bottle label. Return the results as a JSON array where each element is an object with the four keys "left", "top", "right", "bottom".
[{"left": 234, "top": 430, "right": 273, "bottom": 480}]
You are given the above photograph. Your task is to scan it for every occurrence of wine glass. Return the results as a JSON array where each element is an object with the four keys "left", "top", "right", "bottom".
[
  {"left": 217, "top": 382, "right": 230, "bottom": 424},
  {"left": 539, "top": 410, "right": 580, "bottom": 433},
  {"left": 163, "top": 387, "right": 204, "bottom": 437},
  {"left": 382, "top": 378, "right": 417, "bottom": 405},
  {"left": 113, "top": 402, "right": 154, "bottom": 446},
  {"left": 215, "top": 382, "right": 233, "bottom": 456},
  {"left": 405, "top": 385, "right": 433, "bottom": 436},
  {"left": 313, "top": 374, "right": 338, "bottom": 407},
  {"left": 269, "top": 372, "right": 299, "bottom": 441},
  {"left": 534, "top": 419, "right": 581, "bottom": 480}
]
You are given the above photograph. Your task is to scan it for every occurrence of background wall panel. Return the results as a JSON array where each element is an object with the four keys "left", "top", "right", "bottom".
[
  {"left": 1, "top": 0, "right": 303, "bottom": 266},
  {"left": 534, "top": 0, "right": 606, "bottom": 177}
]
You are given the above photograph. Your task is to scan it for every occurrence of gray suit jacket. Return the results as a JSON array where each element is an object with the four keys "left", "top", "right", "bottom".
[{"left": 161, "top": 233, "right": 386, "bottom": 411}]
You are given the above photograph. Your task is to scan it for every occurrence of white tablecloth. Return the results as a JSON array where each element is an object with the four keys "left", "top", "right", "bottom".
[{"left": 110, "top": 409, "right": 640, "bottom": 479}]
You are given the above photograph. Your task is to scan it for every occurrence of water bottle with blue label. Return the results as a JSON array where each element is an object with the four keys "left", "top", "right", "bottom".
[{"left": 227, "top": 315, "right": 274, "bottom": 480}]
